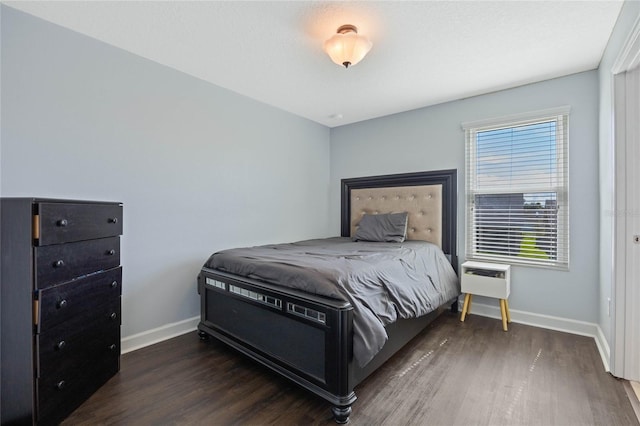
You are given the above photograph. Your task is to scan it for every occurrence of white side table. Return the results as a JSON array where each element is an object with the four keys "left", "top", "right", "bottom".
[{"left": 460, "top": 261, "right": 511, "bottom": 331}]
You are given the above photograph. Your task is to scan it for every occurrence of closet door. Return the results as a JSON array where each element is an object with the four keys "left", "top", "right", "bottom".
[{"left": 613, "top": 64, "right": 640, "bottom": 381}]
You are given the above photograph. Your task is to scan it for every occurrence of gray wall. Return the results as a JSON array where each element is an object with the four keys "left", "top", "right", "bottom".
[
  {"left": 597, "top": 1, "right": 640, "bottom": 346},
  {"left": 330, "top": 71, "right": 600, "bottom": 323},
  {"left": 1, "top": 6, "right": 331, "bottom": 337},
  {"left": 3, "top": 2, "right": 632, "bottom": 342}
]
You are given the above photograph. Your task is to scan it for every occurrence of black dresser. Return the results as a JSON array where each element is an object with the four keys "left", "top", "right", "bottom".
[{"left": 1, "top": 199, "right": 123, "bottom": 425}]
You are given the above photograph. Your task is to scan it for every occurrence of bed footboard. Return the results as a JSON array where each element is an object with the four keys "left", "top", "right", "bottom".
[{"left": 197, "top": 268, "right": 356, "bottom": 422}]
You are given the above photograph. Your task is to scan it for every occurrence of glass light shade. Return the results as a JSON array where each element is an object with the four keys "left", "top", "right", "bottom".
[{"left": 323, "top": 28, "right": 372, "bottom": 68}]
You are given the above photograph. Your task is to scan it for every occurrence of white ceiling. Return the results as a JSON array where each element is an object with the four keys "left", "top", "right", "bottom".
[{"left": 5, "top": 1, "right": 624, "bottom": 127}]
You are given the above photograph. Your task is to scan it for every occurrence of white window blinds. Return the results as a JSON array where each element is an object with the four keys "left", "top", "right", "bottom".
[{"left": 463, "top": 107, "right": 570, "bottom": 270}]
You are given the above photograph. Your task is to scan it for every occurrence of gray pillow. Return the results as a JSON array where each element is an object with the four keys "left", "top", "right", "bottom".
[{"left": 353, "top": 212, "right": 409, "bottom": 243}]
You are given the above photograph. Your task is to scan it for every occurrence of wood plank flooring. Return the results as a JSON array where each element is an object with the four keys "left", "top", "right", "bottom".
[{"left": 63, "top": 312, "right": 638, "bottom": 425}]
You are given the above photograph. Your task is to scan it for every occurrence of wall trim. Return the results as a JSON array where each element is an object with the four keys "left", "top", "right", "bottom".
[
  {"left": 596, "top": 324, "right": 611, "bottom": 372},
  {"left": 612, "top": 12, "right": 640, "bottom": 74},
  {"left": 121, "top": 316, "right": 200, "bottom": 354},
  {"left": 461, "top": 300, "right": 611, "bottom": 371},
  {"left": 460, "top": 105, "right": 571, "bottom": 130}
]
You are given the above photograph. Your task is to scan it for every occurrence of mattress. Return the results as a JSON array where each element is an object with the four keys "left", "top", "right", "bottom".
[{"left": 204, "top": 237, "right": 459, "bottom": 366}]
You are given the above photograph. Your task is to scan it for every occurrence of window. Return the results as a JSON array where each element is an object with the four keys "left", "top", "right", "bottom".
[{"left": 463, "top": 107, "right": 569, "bottom": 269}]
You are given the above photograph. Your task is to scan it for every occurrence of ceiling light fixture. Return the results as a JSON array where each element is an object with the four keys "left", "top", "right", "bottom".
[{"left": 323, "top": 24, "right": 372, "bottom": 69}]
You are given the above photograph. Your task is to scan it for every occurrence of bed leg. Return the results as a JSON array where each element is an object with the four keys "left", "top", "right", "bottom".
[
  {"left": 198, "top": 330, "right": 209, "bottom": 341},
  {"left": 331, "top": 405, "right": 352, "bottom": 424},
  {"left": 450, "top": 299, "right": 459, "bottom": 313}
]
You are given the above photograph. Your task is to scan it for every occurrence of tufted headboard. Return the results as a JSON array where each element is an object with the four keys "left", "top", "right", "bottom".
[{"left": 341, "top": 169, "right": 457, "bottom": 265}]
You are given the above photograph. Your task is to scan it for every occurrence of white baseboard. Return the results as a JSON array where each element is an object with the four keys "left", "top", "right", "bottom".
[
  {"left": 122, "top": 304, "right": 614, "bottom": 373},
  {"left": 460, "top": 300, "right": 611, "bottom": 371},
  {"left": 121, "top": 316, "right": 200, "bottom": 354},
  {"left": 595, "top": 325, "right": 611, "bottom": 372}
]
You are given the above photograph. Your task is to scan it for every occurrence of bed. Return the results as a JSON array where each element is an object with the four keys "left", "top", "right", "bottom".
[{"left": 197, "top": 169, "right": 459, "bottom": 423}]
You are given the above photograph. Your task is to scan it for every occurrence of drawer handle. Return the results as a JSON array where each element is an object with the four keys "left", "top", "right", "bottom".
[
  {"left": 107, "top": 249, "right": 116, "bottom": 256},
  {"left": 110, "top": 280, "right": 118, "bottom": 288},
  {"left": 56, "top": 340, "right": 66, "bottom": 351},
  {"left": 110, "top": 312, "right": 117, "bottom": 320},
  {"left": 56, "top": 219, "right": 68, "bottom": 227},
  {"left": 53, "top": 260, "right": 65, "bottom": 268},
  {"left": 56, "top": 380, "right": 66, "bottom": 390},
  {"left": 108, "top": 217, "right": 118, "bottom": 224},
  {"left": 57, "top": 299, "right": 68, "bottom": 309},
  {"left": 109, "top": 343, "right": 117, "bottom": 351}
]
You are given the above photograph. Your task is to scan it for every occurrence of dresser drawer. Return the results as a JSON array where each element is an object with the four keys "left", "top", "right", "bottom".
[
  {"left": 35, "top": 237, "right": 120, "bottom": 289},
  {"left": 39, "top": 296, "right": 121, "bottom": 338},
  {"left": 37, "top": 354, "right": 119, "bottom": 424},
  {"left": 35, "top": 202, "right": 122, "bottom": 246},
  {"left": 38, "top": 267, "right": 122, "bottom": 331},
  {"left": 37, "top": 313, "right": 120, "bottom": 381}
]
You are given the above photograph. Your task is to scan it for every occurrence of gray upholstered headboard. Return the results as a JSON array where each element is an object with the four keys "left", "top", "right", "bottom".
[{"left": 341, "top": 170, "right": 457, "bottom": 265}]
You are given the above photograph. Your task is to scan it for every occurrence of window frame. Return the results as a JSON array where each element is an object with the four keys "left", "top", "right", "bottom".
[{"left": 462, "top": 106, "right": 570, "bottom": 270}]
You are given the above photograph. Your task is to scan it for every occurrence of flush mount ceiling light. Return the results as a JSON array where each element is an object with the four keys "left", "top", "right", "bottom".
[{"left": 323, "top": 24, "right": 372, "bottom": 69}]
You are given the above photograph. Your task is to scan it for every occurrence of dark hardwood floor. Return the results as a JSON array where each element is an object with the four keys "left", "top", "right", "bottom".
[{"left": 63, "top": 312, "right": 638, "bottom": 425}]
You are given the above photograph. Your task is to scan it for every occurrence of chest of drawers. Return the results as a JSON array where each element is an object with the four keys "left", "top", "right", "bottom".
[{"left": 1, "top": 199, "right": 123, "bottom": 425}]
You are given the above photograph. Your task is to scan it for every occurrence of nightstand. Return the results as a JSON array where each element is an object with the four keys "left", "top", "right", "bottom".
[{"left": 460, "top": 260, "right": 511, "bottom": 331}]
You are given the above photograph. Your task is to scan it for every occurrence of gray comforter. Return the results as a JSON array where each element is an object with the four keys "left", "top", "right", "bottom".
[{"left": 204, "top": 237, "right": 459, "bottom": 367}]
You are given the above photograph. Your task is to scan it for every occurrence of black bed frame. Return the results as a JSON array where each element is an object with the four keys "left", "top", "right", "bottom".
[{"left": 197, "top": 169, "right": 458, "bottom": 423}]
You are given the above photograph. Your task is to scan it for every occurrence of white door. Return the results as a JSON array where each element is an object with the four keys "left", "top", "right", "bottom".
[{"left": 612, "top": 54, "right": 640, "bottom": 381}]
